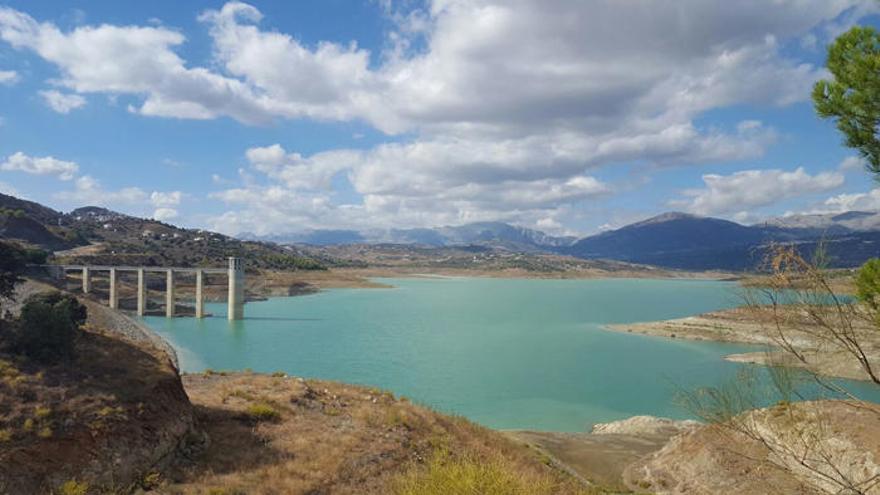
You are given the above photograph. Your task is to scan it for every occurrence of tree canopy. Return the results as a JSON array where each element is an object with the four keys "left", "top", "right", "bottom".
[
  {"left": 0, "top": 241, "right": 27, "bottom": 303},
  {"left": 813, "top": 26, "right": 880, "bottom": 177}
]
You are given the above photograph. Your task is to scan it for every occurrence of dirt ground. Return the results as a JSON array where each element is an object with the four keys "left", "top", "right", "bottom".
[{"left": 161, "top": 372, "right": 595, "bottom": 494}]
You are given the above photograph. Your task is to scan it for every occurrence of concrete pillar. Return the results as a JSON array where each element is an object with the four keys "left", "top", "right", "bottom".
[
  {"left": 137, "top": 269, "right": 146, "bottom": 316},
  {"left": 228, "top": 257, "right": 244, "bottom": 320},
  {"left": 108, "top": 268, "right": 119, "bottom": 309},
  {"left": 166, "top": 269, "right": 175, "bottom": 318},
  {"left": 82, "top": 267, "right": 91, "bottom": 293},
  {"left": 195, "top": 270, "right": 205, "bottom": 318}
]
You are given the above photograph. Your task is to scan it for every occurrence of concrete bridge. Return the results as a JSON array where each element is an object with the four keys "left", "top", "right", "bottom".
[{"left": 44, "top": 257, "right": 245, "bottom": 320}]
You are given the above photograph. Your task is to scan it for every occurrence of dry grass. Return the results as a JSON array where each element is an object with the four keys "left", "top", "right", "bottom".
[
  {"left": 57, "top": 480, "right": 89, "bottom": 495},
  {"left": 0, "top": 305, "right": 193, "bottom": 494},
  {"left": 244, "top": 402, "right": 280, "bottom": 422},
  {"left": 162, "top": 372, "right": 595, "bottom": 494},
  {"left": 392, "top": 448, "right": 597, "bottom": 495}
]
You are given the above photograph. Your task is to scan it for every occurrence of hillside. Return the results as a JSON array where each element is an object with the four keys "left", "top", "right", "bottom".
[
  {"left": 0, "top": 194, "right": 325, "bottom": 271},
  {"left": 248, "top": 210, "right": 880, "bottom": 272},
  {"left": 5, "top": 192, "right": 879, "bottom": 274},
  {"left": 566, "top": 212, "right": 880, "bottom": 271},
  {"left": 624, "top": 401, "right": 880, "bottom": 494},
  {"left": 0, "top": 281, "right": 195, "bottom": 494},
  {"left": 166, "top": 372, "right": 593, "bottom": 494},
  {"left": 296, "top": 243, "right": 683, "bottom": 278}
]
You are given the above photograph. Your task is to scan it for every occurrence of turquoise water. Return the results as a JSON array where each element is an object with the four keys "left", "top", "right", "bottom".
[{"left": 143, "top": 277, "right": 879, "bottom": 432}]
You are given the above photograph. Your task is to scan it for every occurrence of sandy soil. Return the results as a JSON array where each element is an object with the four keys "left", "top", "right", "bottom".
[{"left": 505, "top": 417, "right": 698, "bottom": 490}]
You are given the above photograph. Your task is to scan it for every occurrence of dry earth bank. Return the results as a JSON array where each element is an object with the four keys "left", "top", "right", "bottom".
[{"left": 606, "top": 306, "right": 880, "bottom": 381}]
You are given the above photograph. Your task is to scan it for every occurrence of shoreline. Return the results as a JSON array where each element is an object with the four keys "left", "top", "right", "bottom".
[
  {"left": 604, "top": 307, "right": 880, "bottom": 382},
  {"left": 244, "top": 266, "right": 740, "bottom": 302},
  {"left": 14, "top": 275, "right": 879, "bottom": 493}
]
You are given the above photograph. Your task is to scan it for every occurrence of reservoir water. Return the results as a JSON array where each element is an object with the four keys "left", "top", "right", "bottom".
[{"left": 143, "top": 277, "right": 880, "bottom": 431}]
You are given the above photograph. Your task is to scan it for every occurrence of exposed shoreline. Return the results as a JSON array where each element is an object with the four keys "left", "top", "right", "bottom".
[
  {"left": 244, "top": 266, "right": 739, "bottom": 301},
  {"left": 604, "top": 307, "right": 880, "bottom": 382},
  {"left": 17, "top": 274, "right": 880, "bottom": 493}
]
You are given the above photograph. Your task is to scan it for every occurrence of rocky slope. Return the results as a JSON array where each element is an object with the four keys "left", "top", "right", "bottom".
[
  {"left": 0, "top": 193, "right": 326, "bottom": 271},
  {"left": 0, "top": 283, "right": 196, "bottom": 494},
  {"left": 624, "top": 401, "right": 880, "bottom": 494}
]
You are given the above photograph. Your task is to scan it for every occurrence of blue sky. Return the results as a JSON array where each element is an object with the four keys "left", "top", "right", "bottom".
[{"left": 0, "top": 1, "right": 879, "bottom": 236}]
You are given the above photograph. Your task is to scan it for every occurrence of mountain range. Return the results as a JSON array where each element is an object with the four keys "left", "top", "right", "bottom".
[
  {"left": 243, "top": 211, "right": 880, "bottom": 270},
  {"left": 3, "top": 191, "right": 880, "bottom": 271},
  {"left": 564, "top": 212, "right": 880, "bottom": 270},
  {"left": 240, "top": 222, "right": 577, "bottom": 252}
]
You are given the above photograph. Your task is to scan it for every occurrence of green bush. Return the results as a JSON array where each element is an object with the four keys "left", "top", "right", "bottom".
[
  {"left": 856, "top": 258, "right": 880, "bottom": 312},
  {"left": 393, "top": 450, "right": 568, "bottom": 495},
  {"left": 245, "top": 403, "right": 281, "bottom": 422},
  {"left": 17, "top": 292, "right": 86, "bottom": 362},
  {"left": 0, "top": 241, "right": 27, "bottom": 302}
]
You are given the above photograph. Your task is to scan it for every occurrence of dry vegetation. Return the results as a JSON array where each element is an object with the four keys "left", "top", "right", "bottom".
[
  {"left": 0, "top": 321, "right": 193, "bottom": 493},
  {"left": 161, "top": 372, "right": 597, "bottom": 495}
]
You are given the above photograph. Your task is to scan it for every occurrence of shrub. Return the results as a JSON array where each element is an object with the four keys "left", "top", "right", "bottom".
[
  {"left": 58, "top": 480, "right": 89, "bottom": 495},
  {"left": 856, "top": 258, "right": 880, "bottom": 311},
  {"left": 393, "top": 450, "right": 561, "bottom": 495},
  {"left": 16, "top": 292, "right": 86, "bottom": 362},
  {"left": 140, "top": 471, "right": 162, "bottom": 490},
  {"left": 245, "top": 403, "right": 281, "bottom": 422},
  {"left": 0, "top": 241, "right": 27, "bottom": 303}
]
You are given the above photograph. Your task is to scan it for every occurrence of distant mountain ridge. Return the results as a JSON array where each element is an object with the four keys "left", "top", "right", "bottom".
[
  {"left": 756, "top": 210, "right": 880, "bottom": 233},
  {"left": 241, "top": 221, "right": 577, "bottom": 252},
  {"left": 4, "top": 191, "right": 879, "bottom": 272},
  {"left": 565, "top": 211, "right": 880, "bottom": 270},
  {"left": 245, "top": 210, "right": 880, "bottom": 271}
]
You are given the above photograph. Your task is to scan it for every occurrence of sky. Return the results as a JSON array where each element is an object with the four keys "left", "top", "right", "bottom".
[{"left": 1, "top": 0, "right": 880, "bottom": 237}]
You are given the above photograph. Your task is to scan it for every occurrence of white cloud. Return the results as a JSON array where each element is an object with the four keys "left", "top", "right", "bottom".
[
  {"left": 161, "top": 158, "right": 183, "bottom": 168},
  {"left": 0, "top": 2, "right": 856, "bottom": 134},
  {"left": 56, "top": 175, "right": 148, "bottom": 205},
  {"left": 39, "top": 89, "right": 86, "bottom": 113},
  {"left": 838, "top": 155, "right": 867, "bottom": 172},
  {"left": 0, "top": 180, "right": 20, "bottom": 197},
  {"left": 819, "top": 189, "right": 880, "bottom": 212},
  {"left": 672, "top": 167, "right": 845, "bottom": 216},
  {"left": 1, "top": 2, "right": 875, "bottom": 232},
  {"left": 0, "top": 69, "right": 17, "bottom": 85},
  {"left": 150, "top": 190, "right": 182, "bottom": 207},
  {"left": 245, "top": 144, "right": 357, "bottom": 190},
  {"left": 55, "top": 175, "right": 186, "bottom": 222},
  {"left": 0, "top": 151, "right": 78, "bottom": 180},
  {"left": 152, "top": 207, "right": 178, "bottom": 221},
  {"left": 207, "top": 141, "right": 612, "bottom": 234}
]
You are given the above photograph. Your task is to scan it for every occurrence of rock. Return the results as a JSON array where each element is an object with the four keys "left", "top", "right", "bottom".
[
  {"left": 623, "top": 401, "right": 880, "bottom": 495},
  {"left": 591, "top": 416, "right": 700, "bottom": 437}
]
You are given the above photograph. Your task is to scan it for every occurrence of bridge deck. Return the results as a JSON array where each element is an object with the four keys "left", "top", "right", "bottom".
[{"left": 40, "top": 265, "right": 229, "bottom": 274}]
